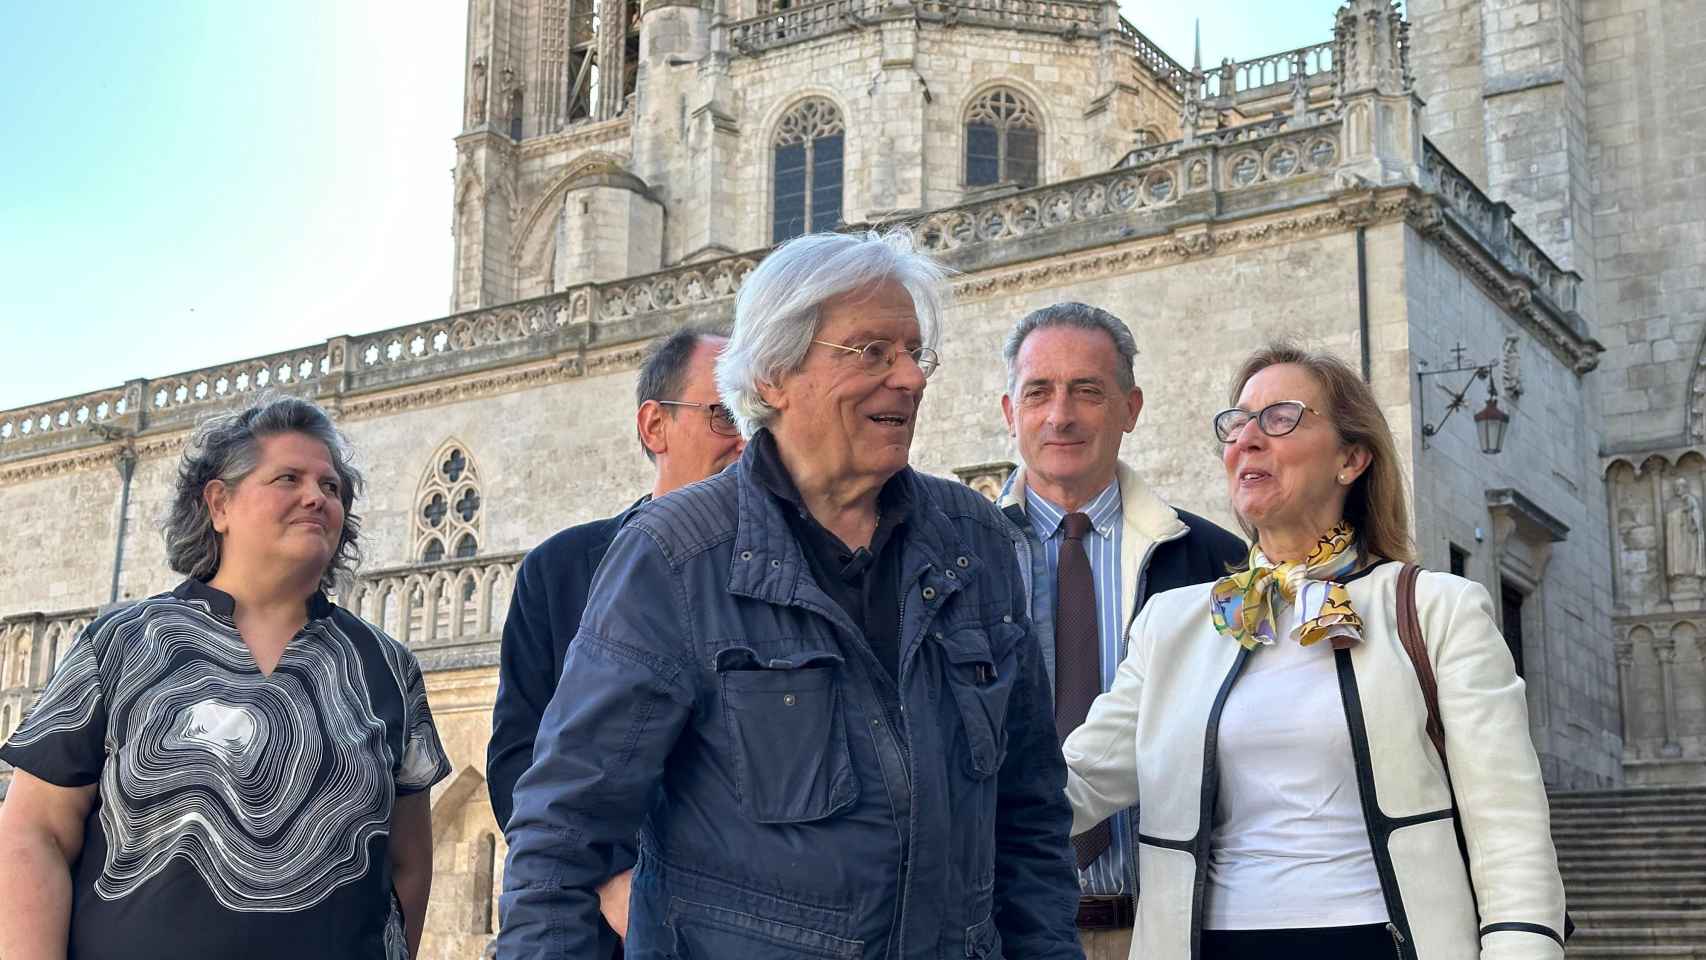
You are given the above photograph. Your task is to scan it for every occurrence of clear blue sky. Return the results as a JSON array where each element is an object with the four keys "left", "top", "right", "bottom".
[{"left": 0, "top": 0, "right": 1377, "bottom": 412}]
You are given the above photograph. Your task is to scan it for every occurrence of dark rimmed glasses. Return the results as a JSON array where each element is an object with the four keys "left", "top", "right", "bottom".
[
  {"left": 1213, "top": 400, "right": 1327, "bottom": 443},
  {"left": 656, "top": 400, "right": 741, "bottom": 437},
  {"left": 812, "top": 339, "right": 942, "bottom": 379}
]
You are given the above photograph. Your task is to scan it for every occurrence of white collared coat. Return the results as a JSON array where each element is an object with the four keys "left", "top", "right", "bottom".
[{"left": 1062, "top": 562, "right": 1568, "bottom": 960}]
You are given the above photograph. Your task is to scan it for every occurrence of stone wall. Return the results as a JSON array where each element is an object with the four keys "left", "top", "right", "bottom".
[
  {"left": 1404, "top": 227, "right": 1618, "bottom": 788},
  {"left": 1582, "top": 0, "right": 1706, "bottom": 451}
]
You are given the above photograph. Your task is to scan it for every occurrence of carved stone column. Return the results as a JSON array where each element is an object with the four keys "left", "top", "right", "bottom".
[
  {"left": 1614, "top": 631, "right": 1636, "bottom": 756},
  {"left": 597, "top": 0, "right": 629, "bottom": 119},
  {"left": 1654, "top": 630, "right": 1684, "bottom": 757}
]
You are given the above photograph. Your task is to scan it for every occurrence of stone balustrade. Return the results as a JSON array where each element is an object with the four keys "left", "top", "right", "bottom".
[
  {"left": 1117, "top": 16, "right": 1188, "bottom": 94},
  {"left": 0, "top": 257, "right": 755, "bottom": 464},
  {"left": 0, "top": 342, "right": 332, "bottom": 459},
  {"left": 915, "top": 0, "right": 1103, "bottom": 34},
  {"left": 727, "top": 0, "right": 1105, "bottom": 54},
  {"left": 913, "top": 115, "right": 1345, "bottom": 257},
  {"left": 1194, "top": 41, "right": 1336, "bottom": 104},
  {"left": 728, "top": 0, "right": 878, "bottom": 53},
  {"left": 1420, "top": 141, "right": 1580, "bottom": 315},
  {"left": 1, "top": 607, "right": 98, "bottom": 772},
  {"left": 344, "top": 552, "right": 522, "bottom": 669}
]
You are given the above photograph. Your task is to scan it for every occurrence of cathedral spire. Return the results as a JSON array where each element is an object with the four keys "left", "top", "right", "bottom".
[{"left": 1192, "top": 19, "right": 1202, "bottom": 73}]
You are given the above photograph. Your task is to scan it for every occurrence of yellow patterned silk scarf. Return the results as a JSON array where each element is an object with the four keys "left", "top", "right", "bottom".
[{"left": 1211, "top": 522, "right": 1364, "bottom": 651}]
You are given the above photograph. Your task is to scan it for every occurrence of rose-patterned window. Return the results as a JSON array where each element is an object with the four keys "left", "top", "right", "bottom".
[
  {"left": 772, "top": 98, "right": 845, "bottom": 243},
  {"left": 415, "top": 440, "right": 484, "bottom": 563},
  {"left": 964, "top": 88, "right": 1040, "bottom": 188}
]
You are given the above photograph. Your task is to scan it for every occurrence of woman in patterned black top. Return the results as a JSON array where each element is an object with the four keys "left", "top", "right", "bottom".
[{"left": 0, "top": 396, "right": 452, "bottom": 960}]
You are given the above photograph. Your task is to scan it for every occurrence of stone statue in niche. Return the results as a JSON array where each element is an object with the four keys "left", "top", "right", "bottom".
[
  {"left": 1666, "top": 476, "right": 1706, "bottom": 582},
  {"left": 470, "top": 59, "right": 488, "bottom": 125}
]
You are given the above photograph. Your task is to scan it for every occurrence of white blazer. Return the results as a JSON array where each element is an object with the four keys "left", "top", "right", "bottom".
[{"left": 1062, "top": 562, "right": 1567, "bottom": 960}]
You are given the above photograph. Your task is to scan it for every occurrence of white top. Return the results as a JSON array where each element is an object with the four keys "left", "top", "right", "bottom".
[{"left": 1204, "top": 600, "right": 1388, "bottom": 930}]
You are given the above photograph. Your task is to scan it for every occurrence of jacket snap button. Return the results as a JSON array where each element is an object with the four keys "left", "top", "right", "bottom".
[
  {"left": 945, "top": 570, "right": 957, "bottom": 580},
  {"left": 770, "top": 559, "right": 781, "bottom": 568},
  {"left": 783, "top": 693, "right": 797, "bottom": 706},
  {"left": 871, "top": 718, "right": 882, "bottom": 728},
  {"left": 956, "top": 556, "right": 970, "bottom": 568},
  {"left": 1002, "top": 614, "right": 1013, "bottom": 623},
  {"left": 921, "top": 587, "right": 937, "bottom": 600},
  {"left": 739, "top": 550, "right": 753, "bottom": 561}
]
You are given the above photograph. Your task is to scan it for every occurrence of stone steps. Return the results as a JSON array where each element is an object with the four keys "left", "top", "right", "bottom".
[{"left": 1548, "top": 786, "right": 1706, "bottom": 960}]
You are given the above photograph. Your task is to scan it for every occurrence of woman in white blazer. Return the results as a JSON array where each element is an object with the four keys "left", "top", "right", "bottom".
[{"left": 1062, "top": 344, "right": 1566, "bottom": 960}]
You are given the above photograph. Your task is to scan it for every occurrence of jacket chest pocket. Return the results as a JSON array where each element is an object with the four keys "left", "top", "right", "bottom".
[
  {"left": 940, "top": 624, "right": 1021, "bottom": 779},
  {"left": 717, "top": 647, "right": 858, "bottom": 823}
]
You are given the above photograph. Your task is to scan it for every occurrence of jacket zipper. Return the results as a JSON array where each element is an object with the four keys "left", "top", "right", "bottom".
[{"left": 1335, "top": 649, "right": 1417, "bottom": 960}]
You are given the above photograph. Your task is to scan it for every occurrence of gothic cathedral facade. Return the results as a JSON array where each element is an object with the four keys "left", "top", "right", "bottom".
[{"left": 0, "top": 1, "right": 1701, "bottom": 955}]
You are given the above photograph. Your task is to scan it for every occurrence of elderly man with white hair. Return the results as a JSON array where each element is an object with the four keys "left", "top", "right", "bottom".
[{"left": 498, "top": 231, "right": 1084, "bottom": 960}]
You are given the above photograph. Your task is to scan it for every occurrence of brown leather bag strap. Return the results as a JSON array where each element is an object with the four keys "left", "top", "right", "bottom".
[{"left": 1396, "top": 562, "right": 1448, "bottom": 776}]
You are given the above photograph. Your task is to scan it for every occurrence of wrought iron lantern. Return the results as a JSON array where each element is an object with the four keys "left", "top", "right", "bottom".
[
  {"left": 1418, "top": 341, "right": 1512, "bottom": 455},
  {"left": 1472, "top": 395, "right": 1510, "bottom": 456}
]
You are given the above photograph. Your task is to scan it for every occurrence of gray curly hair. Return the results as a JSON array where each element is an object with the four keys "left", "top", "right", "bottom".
[{"left": 165, "top": 395, "right": 364, "bottom": 592}]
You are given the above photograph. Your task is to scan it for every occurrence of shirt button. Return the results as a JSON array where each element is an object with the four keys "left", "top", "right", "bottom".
[{"left": 1002, "top": 614, "right": 1013, "bottom": 623}]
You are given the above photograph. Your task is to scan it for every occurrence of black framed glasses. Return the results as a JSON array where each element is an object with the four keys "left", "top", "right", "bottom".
[
  {"left": 1213, "top": 400, "right": 1327, "bottom": 443},
  {"left": 656, "top": 400, "right": 741, "bottom": 437},
  {"left": 812, "top": 339, "right": 942, "bottom": 379}
]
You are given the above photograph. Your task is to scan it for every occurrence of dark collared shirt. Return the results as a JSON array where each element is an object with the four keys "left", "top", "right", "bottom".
[{"left": 748, "top": 428, "right": 912, "bottom": 680}]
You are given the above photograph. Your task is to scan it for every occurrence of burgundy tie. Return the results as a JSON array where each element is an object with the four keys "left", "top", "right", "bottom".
[{"left": 1055, "top": 511, "right": 1111, "bottom": 869}]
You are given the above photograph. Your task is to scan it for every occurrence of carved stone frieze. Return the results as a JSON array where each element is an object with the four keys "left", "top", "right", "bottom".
[{"left": 1607, "top": 452, "right": 1706, "bottom": 612}]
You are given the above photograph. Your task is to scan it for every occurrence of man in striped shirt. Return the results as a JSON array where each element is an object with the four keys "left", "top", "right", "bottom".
[{"left": 997, "top": 302, "right": 1245, "bottom": 960}]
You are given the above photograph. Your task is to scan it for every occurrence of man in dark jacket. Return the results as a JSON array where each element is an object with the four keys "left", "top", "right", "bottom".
[
  {"left": 486, "top": 328, "right": 742, "bottom": 954},
  {"left": 499, "top": 231, "right": 1082, "bottom": 960},
  {"left": 997, "top": 302, "right": 1246, "bottom": 960}
]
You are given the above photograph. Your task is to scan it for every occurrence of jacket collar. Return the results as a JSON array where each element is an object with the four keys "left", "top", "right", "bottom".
[
  {"left": 999, "top": 459, "right": 1186, "bottom": 545},
  {"left": 728, "top": 436, "right": 969, "bottom": 609}
]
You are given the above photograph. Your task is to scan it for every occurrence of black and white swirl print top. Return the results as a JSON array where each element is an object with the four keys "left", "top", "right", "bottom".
[{"left": 0, "top": 579, "right": 451, "bottom": 960}]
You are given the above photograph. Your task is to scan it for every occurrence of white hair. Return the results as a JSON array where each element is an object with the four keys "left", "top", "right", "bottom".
[{"left": 716, "top": 229, "right": 949, "bottom": 438}]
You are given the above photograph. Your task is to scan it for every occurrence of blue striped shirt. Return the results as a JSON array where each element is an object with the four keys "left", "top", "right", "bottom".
[{"left": 1026, "top": 481, "right": 1130, "bottom": 896}]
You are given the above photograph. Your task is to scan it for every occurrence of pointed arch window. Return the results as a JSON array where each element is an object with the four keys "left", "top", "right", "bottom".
[
  {"left": 964, "top": 88, "right": 1041, "bottom": 188},
  {"left": 772, "top": 98, "right": 845, "bottom": 243},
  {"left": 415, "top": 441, "right": 485, "bottom": 563}
]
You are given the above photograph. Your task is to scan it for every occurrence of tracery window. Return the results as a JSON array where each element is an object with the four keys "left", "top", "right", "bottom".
[
  {"left": 415, "top": 440, "right": 484, "bottom": 563},
  {"left": 772, "top": 98, "right": 845, "bottom": 242},
  {"left": 964, "top": 88, "right": 1041, "bottom": 188}
]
